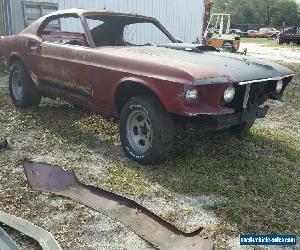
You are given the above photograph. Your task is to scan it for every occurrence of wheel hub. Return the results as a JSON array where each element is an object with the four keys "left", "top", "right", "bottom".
[
  {"left": 11, "top": 70, "right": 23, "bottom": 101},
  {"left": 127, "top": 110, "right": 153, "bottom": 154}
]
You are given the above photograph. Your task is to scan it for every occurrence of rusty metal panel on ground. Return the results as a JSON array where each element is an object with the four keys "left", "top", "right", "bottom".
[{"left": 23, "top": 161, "right": 213, "bottom": 250}]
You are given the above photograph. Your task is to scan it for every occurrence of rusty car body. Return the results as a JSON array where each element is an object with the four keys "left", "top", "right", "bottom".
[{"left": 0, "top": 9, "right": 295, "bottom": 165}]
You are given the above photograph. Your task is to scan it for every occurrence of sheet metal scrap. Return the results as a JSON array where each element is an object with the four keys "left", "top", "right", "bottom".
[
  {"left": 0, "top": 211, "right": 61, "bottom": 250},
  {"left": 0, "top": 226, "right": 19, "bottom": 250},
  {"left": 23, "top": 161, "right": 213, "bottom": 250}
]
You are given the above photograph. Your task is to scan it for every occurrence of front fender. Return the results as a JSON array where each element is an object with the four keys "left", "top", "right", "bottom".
[{"left": 115, "top": 76, "right": 183, "bottom": 113}]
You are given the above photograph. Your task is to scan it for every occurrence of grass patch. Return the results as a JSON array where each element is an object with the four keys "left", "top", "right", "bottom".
[
  {"left": 0, "top": 150, "right": 10, "bottom": 162},
  {"left": 100, "top": 127, "right": 300, "bottom": 236},
  {"left": 0, "top": 88, "right": 6, "bottom": 98},
  {"left": 102, "top": 162, "right": 173, "bottom": 200}
]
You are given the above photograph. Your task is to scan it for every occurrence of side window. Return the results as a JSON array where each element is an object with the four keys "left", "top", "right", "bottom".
[
  {"left": 123, "top": 23, "right": 171, "bottom": 45},
  {"left": 86, "top": 19, "right": 105, "bottom": 30},
  {"left": 40, "top": 16, "right": 88, "bottom": 47}
]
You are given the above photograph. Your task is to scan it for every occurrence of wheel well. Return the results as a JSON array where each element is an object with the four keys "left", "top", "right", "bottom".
[
  {"left": 115, "top": 81, "right": 162, "bottom": 114},
  {"left": 8, "top": 55, "right": 24, "bottom": 68}
]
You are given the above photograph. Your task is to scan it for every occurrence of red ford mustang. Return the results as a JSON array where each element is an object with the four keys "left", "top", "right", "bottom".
[{"left": 0, "top": 9, "right": 295, "bottom": 165}]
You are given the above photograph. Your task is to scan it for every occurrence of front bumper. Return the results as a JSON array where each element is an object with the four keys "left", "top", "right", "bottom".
[
  {"left": 176, "top": 74, "right": 293, "bottom": 130},
  {"left": 215, "top": 105, "right": 269, "bottom": 129},
  {"left": 177, "top": 105, "right": 269, "bottom": 131}
]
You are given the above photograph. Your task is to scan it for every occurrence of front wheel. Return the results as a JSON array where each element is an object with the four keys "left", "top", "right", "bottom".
[{"left": 119, "top": 96, "right": 175, "bottom": 165}]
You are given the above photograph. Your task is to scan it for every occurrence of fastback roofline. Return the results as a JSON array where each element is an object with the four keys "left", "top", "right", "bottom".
[
  {"left": 21, "top": 8, "right": 159, "bottom": 36},
  {"left": 44, "top": 8, "right": 155, "bottom": 20}
]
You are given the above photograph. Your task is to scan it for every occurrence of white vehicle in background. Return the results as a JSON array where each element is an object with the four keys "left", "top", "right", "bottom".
[{"left": 229, "top": 29, "right": 242, "bottom": 35}]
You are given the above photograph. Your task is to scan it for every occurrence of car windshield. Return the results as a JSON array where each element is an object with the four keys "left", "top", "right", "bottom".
[{"left": 85, "top": 15, "right": 174, "bottom": 47}]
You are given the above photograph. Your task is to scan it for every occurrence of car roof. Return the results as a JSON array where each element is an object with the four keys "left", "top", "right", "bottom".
[
  {"left": 44, "top": 8, "right": 155, "bottom": 20},
  {"left": 21, "top": 8, "right": 157, "bottom": 35}
]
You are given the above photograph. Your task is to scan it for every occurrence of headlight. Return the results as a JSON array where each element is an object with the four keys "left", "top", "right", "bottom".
[
  {"left": 224, "top": 86, "right": 236, "bottom": 103},
  {"left": 276, "top": 80, "right": 283, "bottom": 93},
  {"left": 185, "top": 88, "right": 198, "bottom": 103}
]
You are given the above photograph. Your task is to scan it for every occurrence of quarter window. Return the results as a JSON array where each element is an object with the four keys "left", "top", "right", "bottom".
[{"left": 40, "top": 15, "right": 88, "bottom": 47}]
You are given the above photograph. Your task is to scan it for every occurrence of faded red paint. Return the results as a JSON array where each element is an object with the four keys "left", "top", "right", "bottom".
[
  {"left": 0, "top": 9, "right": 233, "bottom": 118},
  {"left": 0, "top": 9, "right": 294, "bottom": 125}
]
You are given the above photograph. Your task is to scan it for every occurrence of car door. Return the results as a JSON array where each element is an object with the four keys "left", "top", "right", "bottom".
[
  {"left": 22, "top": 35, "right": 43, "bottom": 86},
  {"left": 37, "top": 15, "right": 93, "bottom": 106}
]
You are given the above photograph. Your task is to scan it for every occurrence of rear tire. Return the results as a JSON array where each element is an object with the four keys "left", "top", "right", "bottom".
[
  {"left": 9, "top": 61, "right": 41, "bottom": 108},
  {"left": 229, "top": 120, "right": 255, "bottom": 136},
  {"left": 119, "top": 96, "right": 174, "bottom": 165}
]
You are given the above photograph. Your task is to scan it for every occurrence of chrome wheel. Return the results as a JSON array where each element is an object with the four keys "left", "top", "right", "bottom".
[
  {"left": 11, "top": 70, "right": 23, "bottom": 102},
  {"left": 127, "top": 110, "right": 153, "bottom": 154}
]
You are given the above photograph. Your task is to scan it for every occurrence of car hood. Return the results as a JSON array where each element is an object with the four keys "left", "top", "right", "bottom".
[{"left": 114, "top": 44, "right": 294, "bottom": 84}]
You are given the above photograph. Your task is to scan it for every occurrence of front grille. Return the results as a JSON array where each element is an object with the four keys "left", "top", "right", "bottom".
[{"left": 225, "top": 80, "right": 277, "bottom": 112}]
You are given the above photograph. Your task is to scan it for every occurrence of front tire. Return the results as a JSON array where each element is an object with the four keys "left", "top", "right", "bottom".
[
  {"left": 119, "top": 96, "right": 174, "bottom": 165},
  {"left": 9, "top": 61, "right": 41, "bottom": 108}
]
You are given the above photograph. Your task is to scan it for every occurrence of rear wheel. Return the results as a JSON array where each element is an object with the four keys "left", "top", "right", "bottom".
[
  {"left": 9, "top": 61, "right": 41, "bottom": 108},
  {"left": 119, "top": 96, "right": 174, "bottom": 165}
]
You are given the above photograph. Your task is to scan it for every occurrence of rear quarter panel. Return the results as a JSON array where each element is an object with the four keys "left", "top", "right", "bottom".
[{"left": 0, "top": 35, "right": 30, "bottom": 69}]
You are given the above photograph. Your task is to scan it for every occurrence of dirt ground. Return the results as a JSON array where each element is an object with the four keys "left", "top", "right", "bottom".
[
  {"left": 240, "top": 42, "right": 300, "bottom": 63},
  {"left": 0, "top": 43, "right": 299, "bottom": 250}
]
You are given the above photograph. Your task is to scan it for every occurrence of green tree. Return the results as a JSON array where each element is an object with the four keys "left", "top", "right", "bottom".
[
  {"left": 212, "top": 0, "right": 300, "bottom": 26},
  {"left": 272, "top": 0, "right": 299, "bottom": 26}
]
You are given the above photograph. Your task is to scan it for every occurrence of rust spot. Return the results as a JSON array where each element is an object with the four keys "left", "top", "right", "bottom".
[{"left": 41, "top": 75, "right": 92, "bottom": 97}]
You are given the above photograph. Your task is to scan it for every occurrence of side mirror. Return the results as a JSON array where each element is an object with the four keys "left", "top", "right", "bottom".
[{"left": 176, "top": 38, "right": 184, "bottom": 43}]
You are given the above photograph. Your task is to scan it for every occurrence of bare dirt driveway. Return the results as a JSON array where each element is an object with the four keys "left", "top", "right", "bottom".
[
  {"left": 240, "top": 42, "right": 300, "bottom": 63},
  {"left": 0, "top": 41, "right": 299, "bottom": 250}
]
